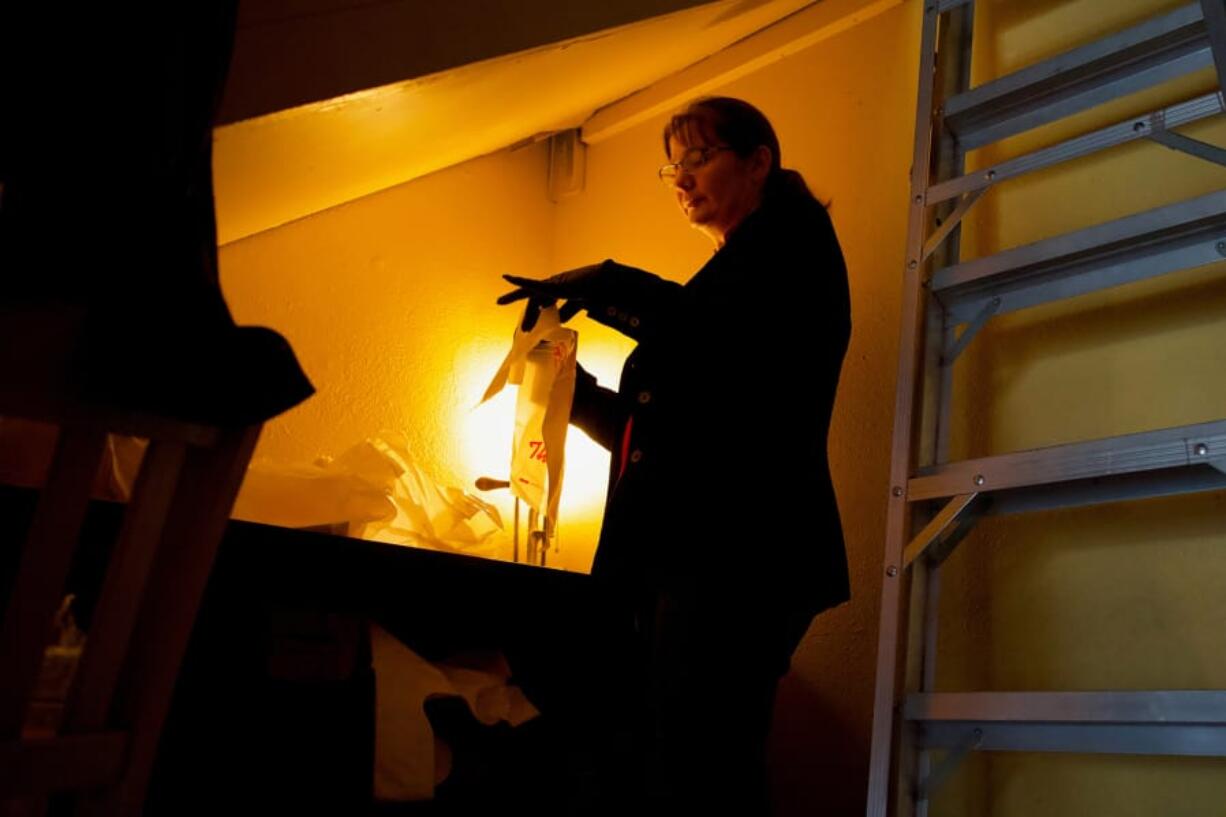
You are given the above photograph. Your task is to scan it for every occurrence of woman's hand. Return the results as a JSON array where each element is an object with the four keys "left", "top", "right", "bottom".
[
  {"left": 497, "top": 262, "right": 609, "bottom": 331},
  {"left": 496, "top": 260, "right": 679, "bottom": 339}
]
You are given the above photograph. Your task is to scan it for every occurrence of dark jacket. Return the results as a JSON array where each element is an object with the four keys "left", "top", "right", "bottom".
[{"left": 570, "top": 185, "right": 851, "bottom": 620}]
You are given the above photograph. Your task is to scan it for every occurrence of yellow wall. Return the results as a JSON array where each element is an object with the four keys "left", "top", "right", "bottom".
[
  {"left": 216, "top": 0, "right": 1226, "bottom": 812},
  {"left": 219, "top": 143, "right": 568, "bottom": 563}
]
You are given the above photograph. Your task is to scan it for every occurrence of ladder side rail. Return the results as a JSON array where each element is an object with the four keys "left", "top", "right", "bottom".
[
  {"left": 866, "top": 3, "right": 955, "bottom": 815},
  {"left": 928, "top": 3, "right": 977, "bottom": 468},
  {"left": 912, "top": 9, "right": 979, "bottom": 814}
]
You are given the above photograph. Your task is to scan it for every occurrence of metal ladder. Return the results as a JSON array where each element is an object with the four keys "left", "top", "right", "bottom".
[{"left": 866, "top": 2, "right": 1226, "bottom": 815}]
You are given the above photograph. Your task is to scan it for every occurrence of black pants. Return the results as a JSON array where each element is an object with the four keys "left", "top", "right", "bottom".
[
  {"left": 596, "top": 579, "right": 815, "bottom": 816},
  {"left": 510, "top": 577, "right": 814, "bottom": 816}
]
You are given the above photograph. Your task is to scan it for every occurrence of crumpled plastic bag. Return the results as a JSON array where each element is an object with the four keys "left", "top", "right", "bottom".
[
  {"left": 340, "top": 434, "right": 504, "bottom": 554},
  {"left": 110, "top": 432, "right": 506, "bottom": 557},
  {"left": 370, "top": 624, "right": 539, "bottom": 801}
]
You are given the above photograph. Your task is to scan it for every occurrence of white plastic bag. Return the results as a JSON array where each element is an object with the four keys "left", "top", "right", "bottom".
[
  {"left": 234, "top": 434, "right": 505, "bottom": 557},
  {"left": 480, "top": 306, "right": 577, "bottom": 528}
]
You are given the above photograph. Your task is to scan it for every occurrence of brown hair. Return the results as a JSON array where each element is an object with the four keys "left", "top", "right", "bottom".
[{"left": 662, "top": 96, "right": 819, "bottom": 205}]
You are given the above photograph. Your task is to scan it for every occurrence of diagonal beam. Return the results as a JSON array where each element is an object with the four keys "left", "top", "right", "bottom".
[
  {"left": 902, "top": 492, "right": 980, "bottom": 568},
  {"left": 1147, "top": 126, "right": 1226, "bottom": 167},
  {"left": 923, "top": 187, "right": 987, "bottom": 262}
]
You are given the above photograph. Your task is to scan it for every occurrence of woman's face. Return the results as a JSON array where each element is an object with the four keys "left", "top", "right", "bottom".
[{"left": 667, "top": 133, "right": 768, "bottom": 247}]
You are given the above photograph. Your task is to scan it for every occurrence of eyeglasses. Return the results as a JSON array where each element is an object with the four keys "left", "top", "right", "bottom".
[{"left": 658, "top": 145, "right": 732, "bottom": 184}]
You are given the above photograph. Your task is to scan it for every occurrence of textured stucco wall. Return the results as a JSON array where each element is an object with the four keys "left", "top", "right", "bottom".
[{"left": 218, "top": 142, "right": 558, "bottom": 563}]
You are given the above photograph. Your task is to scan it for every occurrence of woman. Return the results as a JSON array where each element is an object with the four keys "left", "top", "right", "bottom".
[{"left": 499, "top": 96, "right": 851, "bottom": 814}]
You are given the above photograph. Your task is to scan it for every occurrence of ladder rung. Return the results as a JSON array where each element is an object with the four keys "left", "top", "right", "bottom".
[
  {"left": 989, "top": 463, "right": 1226, "bottom": 517},
  {"left": 927, "top": 92, "right": 1225, "bottom": 206},
  {"left": 921, "top": 722, "right": 1226, "bottom": 757},
  {"left": 944, "top": 3, "right": 1212, "bottom": 151},
  {"left": 906, "top": 690, "right": 1226, "bottom": 723},
  {"left": 907, "top": 691, "right": 1226, "bottom": 755},
  {"left": 908, "top": 692, "right": 1226, "bottom": 757},
  {"left": 932, "top": 189, "right": 1226, "bottom": 326},
  {"left": 908, "top": 418, "right": 1226, "bottom": 501}
]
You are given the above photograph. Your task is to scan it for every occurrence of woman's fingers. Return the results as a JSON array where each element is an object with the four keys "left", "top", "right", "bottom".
[
  {"left": 497, "top": 275, "right": 557, "bottom": 305},
  {"left": 499, "top": 276, "right": 575, "bottom": 328},
  {"left": 503, "top": 274, "right": 571, "bottom": 296},
  {"left": 496, "top": 287, "right": 531, "bottom": 305},
  {"left": 519, "top": 295, "right": 558, "bottom": 331},
  {"left": 520, "top": 302, "right": 539, "bottom": 331}
]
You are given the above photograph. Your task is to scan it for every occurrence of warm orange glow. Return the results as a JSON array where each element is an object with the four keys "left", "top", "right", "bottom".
[
  {"left": 454, "top": 331, "right": 632, "bottom": 570},
  {"left": 457, "top": 353, "right": 518, "bottom": 495},
  {"left": 457, "top": 344, "right": 610, "bottom": 500}
]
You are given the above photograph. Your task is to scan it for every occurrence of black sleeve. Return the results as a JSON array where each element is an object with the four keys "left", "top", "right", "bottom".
[
  {"left": 569, "top": 363, "right": 625, "bottom": 452},
  {"left": 582, "top": 261, "right": 684, "bottom": 342}
]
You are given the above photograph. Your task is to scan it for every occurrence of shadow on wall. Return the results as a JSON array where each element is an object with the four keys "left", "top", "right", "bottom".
[{"left": 770, "top": 671, "right": 869, "bottom": 817}]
